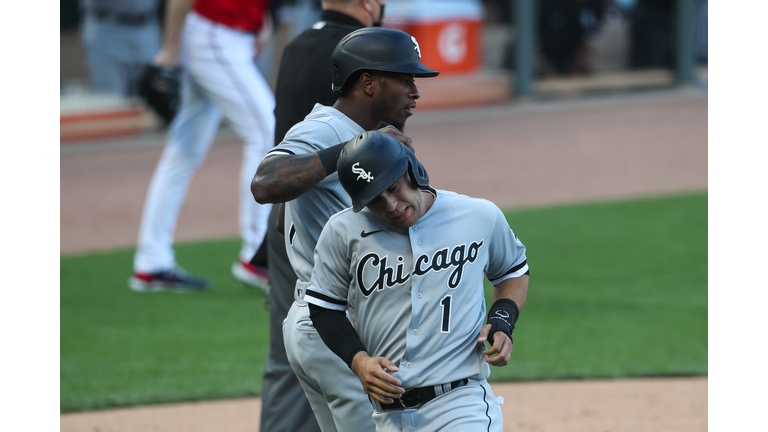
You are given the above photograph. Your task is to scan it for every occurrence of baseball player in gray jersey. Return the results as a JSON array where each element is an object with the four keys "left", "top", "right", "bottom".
[
  {"left": 305, "top": 131, "right": 530, "bottom": 432},
  {"left": 251, "top": 27, "right": 439, "bottom": 431}
]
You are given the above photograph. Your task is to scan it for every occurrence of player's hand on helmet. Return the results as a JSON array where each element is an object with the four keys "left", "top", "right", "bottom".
[
  {"left": 478, "top": 324, "right": 513, "bottom": 366},
  {"left": 350, "top": 352, "right": 405, "bottom": 404},
  {"left": 378, "top": 125, "right": 414, "bottom": 153}
]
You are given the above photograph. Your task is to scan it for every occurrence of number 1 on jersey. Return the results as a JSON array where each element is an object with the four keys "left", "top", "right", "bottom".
[{"left": 440, "top": 295, "right": 452, "bottom": 333}]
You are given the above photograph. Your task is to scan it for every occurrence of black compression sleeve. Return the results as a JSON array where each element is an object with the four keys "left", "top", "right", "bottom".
[
  {"left": 309, "top": 303, "right": 366, "bottom": 367},
  {"left": 317, "top": 142, "right": 345, "bottom": 176}
]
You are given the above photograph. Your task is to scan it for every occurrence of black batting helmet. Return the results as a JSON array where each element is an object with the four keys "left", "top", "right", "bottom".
[
  {"left": 337, "top": 131, "right": 429, "bottom": 212},
  {"left": 331, "top": 27, "right": 440, "bottom": 93}
]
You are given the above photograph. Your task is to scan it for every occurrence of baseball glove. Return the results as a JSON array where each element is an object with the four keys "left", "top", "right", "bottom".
[{"left": 139, "top": 64, "right": 182, "bottom": 125}]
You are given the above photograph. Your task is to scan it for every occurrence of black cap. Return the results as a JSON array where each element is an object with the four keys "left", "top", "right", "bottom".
[
  {"left": 337, "top": 131, "right": 429, "bottom": 212},
  {"left": 332, "top": 27, "right": 439, "bottom": 93}
]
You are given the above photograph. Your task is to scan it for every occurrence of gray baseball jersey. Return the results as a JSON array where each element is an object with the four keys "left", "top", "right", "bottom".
[
  {"left": 305, "top": 190, "right": 528, "bottom": 389},
  {"left": 267, "top": 104, "right": 363, "bottom": 282}
]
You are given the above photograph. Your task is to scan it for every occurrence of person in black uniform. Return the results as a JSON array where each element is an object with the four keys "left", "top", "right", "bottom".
[
  {"left": 537, "top": 0, "right": 607, "bottom": 76},
  {"left": 256, "top": 1, "right": 386, "bottom": 431},
  {"left": 628, "top": 0, "right": 675, "bottom": 69}
]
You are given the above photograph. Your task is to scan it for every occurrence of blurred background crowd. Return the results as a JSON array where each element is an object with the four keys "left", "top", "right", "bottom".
[{"left": 60, "top": 0, "right": 708, "bottom": 138}]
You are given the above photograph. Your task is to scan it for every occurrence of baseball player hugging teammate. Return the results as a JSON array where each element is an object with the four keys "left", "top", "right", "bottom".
[
  {"left": 305, "top": 131, "right": 530, "bottom": 432},
  {"left": 252, "top": 27, "right": 439, "bottom": 432},
  {"left": 252, "top": 26, "right": 529, "bottom": 431}
]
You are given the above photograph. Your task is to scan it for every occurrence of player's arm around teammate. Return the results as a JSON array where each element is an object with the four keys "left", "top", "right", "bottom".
[{"left": 251, "top": 124, "right": 412, "bottom": 204}]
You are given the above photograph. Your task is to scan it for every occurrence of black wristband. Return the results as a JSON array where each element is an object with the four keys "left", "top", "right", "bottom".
[
  {"left": 486, "top": 299, "right": 520, "bottom": 346},
  {"left": 317, "top": 142, "right": 346, "bottom": 176}
]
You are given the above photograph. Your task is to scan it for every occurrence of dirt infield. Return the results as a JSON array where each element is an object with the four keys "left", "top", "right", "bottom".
[
  {"left": 61, "top": 378, "right": 707, "bottom": 432},
  {"left": 60, "top": 90, "right": 708, "bottom": 431}
]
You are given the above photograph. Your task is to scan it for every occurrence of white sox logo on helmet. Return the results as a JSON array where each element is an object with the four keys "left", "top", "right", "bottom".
[
  {"left": 411, "top": 36, "right": 422, "bottom": 58},
  {"left": 356, "top": 240, "right": 484, "bottom": 297},
  {"left": 351, "top": 162, "right": 374, "bottom": 182}
]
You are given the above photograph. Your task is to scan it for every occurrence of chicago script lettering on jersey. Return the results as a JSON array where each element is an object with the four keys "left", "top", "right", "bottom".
[
  {"left": 357, "top": 253, "right": 410, "bottom": 297},
  {"left": 356, "top": 240, "right": 484, "bottom": 297},
  {"left": 413, "top": 240, "right": 484, "bottom": 289}
]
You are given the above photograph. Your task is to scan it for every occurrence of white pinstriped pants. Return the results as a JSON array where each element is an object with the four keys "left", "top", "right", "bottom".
[{"left": 134, "top": 11, "right": 274, "bottom": 273}]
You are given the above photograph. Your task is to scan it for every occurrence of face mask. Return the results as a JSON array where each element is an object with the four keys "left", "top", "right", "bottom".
[{"left": 369, "top": 0, "right": 385, "bottom": 27}]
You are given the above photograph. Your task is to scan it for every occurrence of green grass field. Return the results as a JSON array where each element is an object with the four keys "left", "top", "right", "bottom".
[{"left": 60, "top": 192, "right": 707, "bottom": 413}]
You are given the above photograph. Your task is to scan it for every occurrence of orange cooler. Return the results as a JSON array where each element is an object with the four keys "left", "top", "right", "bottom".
[{"left": 383, "top": 0, "right": 485, "bottom": 74}]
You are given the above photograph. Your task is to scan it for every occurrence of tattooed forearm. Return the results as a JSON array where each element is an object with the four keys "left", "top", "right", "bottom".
[{"left": 251, "top": 153, "right": 329, "bottom": 204}]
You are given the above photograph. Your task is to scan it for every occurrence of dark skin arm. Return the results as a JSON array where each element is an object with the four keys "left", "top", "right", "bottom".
[
  {"left": 477, "top": 274, "right": 529, "bottom": 366},
  {"left": 251, "top": 126, "right": 413, "bottom": 204},
  {"left": 251, "top": 152, "right": 326, "bottom": 204}
]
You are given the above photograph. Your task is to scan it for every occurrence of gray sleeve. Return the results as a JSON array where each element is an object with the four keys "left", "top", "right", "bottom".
[
  {"left": 268, "top": 121, "right": 346, "bottom": 157},
  {"left": 485, "top": 204, "right": 529, "bottom": 285},
  {"left": 305, "top": 215, "right": 352, "bottom": 310}
]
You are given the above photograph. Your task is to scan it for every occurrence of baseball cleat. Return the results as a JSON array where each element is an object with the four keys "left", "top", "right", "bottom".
[
  {"left": 129, "top": 267, "right": 211, "bottom": 292},
  {"left": 231, "top": 260, "right": 269, "bottom": 290}
]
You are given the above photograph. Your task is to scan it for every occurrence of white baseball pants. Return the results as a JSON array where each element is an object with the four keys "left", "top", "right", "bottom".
[
  {"left": 283, "top": 298, "right": 376, "bottom": 432},
  {"left": 134, "top": 11, "right": 274, "bottom": 273}
]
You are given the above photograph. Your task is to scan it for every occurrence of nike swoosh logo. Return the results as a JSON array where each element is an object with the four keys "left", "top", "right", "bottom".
[{"left": 361, "top": 229, "right": 383, "bottom": 238}]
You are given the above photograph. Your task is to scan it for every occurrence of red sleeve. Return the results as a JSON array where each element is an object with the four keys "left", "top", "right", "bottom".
[{"left": 193, "top": 0, "right": 269, "bottom": 32}]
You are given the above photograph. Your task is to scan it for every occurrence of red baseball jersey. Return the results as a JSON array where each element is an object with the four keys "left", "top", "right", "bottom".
[{"left": 194, "top": 0, "right": 269, "bottom": 33}]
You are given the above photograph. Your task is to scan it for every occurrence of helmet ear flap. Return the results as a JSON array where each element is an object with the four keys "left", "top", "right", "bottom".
[{"left": 407, "top": 159, "right": 429, "bottom": 189}]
